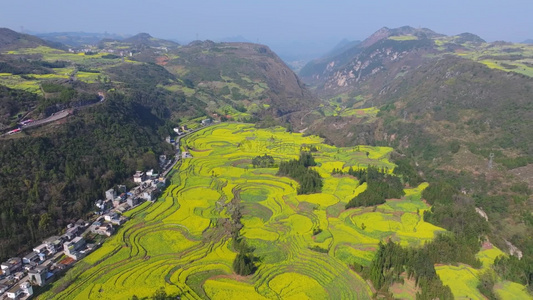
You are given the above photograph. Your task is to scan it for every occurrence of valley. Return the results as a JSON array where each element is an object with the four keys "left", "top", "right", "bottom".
[
  {"left": 39, "top": 123, "right": 442, "bottom": 299},
  {"left": 0, "top": 24, "right": 531, "bottom": 300}
]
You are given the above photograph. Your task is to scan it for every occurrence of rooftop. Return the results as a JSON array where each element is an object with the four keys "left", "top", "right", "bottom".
[{"left": 71, "top": 236, "right": 84, "bottom": 243}]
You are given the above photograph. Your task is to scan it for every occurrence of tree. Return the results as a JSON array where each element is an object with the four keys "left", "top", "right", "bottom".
[
  {"left": 152, "top": 287, "right": 167, "bottom": 300},
  {"left": 38, "top": 213, "right": 51, "bottom": 233},
  {"left": 477, "top": 270, "right": 497, "bottom": 300},
  {"left": 232, "top": 239, "right": 258, "bottom": 276}
]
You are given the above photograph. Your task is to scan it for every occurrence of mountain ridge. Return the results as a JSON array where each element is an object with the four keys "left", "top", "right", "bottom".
[{"left": 0, "top": 27, "right": 65, "bottom": 50}]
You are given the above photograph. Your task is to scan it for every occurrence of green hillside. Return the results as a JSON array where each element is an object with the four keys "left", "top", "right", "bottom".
[
  {"left": 0, "top": 31, "right": 314, "bottom": 262},
  {"left": 299, "top": 26, "right": 533, "bottom": 298}
]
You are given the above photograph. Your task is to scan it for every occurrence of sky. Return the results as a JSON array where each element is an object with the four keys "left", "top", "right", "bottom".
[{"left": 1, "top": 0, "right": 532, "bottom": 60}]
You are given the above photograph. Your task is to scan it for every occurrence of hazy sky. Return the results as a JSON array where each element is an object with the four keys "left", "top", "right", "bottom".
[{"left": 1, "top": 0, "right": 532, "bottom": 58}]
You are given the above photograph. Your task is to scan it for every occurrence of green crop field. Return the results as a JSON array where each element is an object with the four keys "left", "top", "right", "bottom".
[
  {"left": 436, "top": 265, "right": 483, "bottom": 299},
  {"left": 39, "top": 123, "right": 528, "bottom": 299},
  {"left": 494, "top": 281, "right": 533, "bottom": 300}
]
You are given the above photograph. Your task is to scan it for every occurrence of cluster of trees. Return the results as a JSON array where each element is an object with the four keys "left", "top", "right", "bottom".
[
  {"left": 494, "top": 255, "right": 533, "bottom": 293},
  {"left": 232, "top": 238, "right": 258, "bottom": 276},
  {"left": 131, "top": 287, "right": 183, "bottom": 300},
  {"left": 277, "top": 152, "right": 322, "bottom": 194},
  {"left": 354, "top": 232, "right": 485, "bottom": 299},
  {"left": 331, "top": 166, "right": 367, "bottom": 178},
  {"left": 251, "top": 154, "right": 275, "bottom": 168},
  {"left": 0, "top": 85, "right": 40, "bottom": 126},
  {"left": 392, "top": 157, "right": 423, "bottom": 186},
  {"left": 228, "top": 192, "right": 258, "bottom": 276},
  {"left": 0, "top": 59, "right": 53, "bottom": 75},
  {"left": 421, "top": 179, "right": 533, "bottom": 296},
  {"left": 422, "top": 182, "right": 489, "bottom": 239},
  {"left": 352, "top": 240, "right": 452, "bottom": 299},
  {"left": 346, "top": 166, "right": 404, "bottom": 208}
]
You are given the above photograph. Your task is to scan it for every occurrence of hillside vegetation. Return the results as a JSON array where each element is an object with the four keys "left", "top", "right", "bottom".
[
  {"left": 0, "top": 29, "right": 314, "bottom": 261},
  {"left": 300, "top": 25, "right": 533, "bottom": 297}
]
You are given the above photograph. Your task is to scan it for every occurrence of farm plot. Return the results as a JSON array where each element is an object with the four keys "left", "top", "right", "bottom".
[{"left": 42, "top": 123, "right": 450, "bottom": 299}]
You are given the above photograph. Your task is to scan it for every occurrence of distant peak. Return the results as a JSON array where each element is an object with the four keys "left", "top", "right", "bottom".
[
  {"left": 361, "top": 27, "right": 392, "bottom": 47},
  {"left": 455, "top": 32, "right": 486, "bottom": 44},
  {"left": 361, "top": 26, "right": 443, "bottom": 47},
  {"left": 188, "top": 40, "right": 216, "bottom": 48},
  {"left": 132, "top": 33, "right": 152, "bottom": 39}
]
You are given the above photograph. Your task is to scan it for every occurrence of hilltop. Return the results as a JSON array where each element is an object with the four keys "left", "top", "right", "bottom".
[
  {"left": 163, "top": 41, "right": 317, "bottom": 117},
  {"left": 0, "top": 28, "right": 64, "bottom": 51},
  {"left": 120, "top": 32, "right": 179, "bottom": 48}
]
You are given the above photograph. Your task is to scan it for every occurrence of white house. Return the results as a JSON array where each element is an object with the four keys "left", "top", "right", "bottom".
[
  {"left": 32, "top": 244, "right": 47, "bottom": 254},
  {"left": 133, "top": 171, "right": 145, "bottom": 183},
  {"left": 6, "top": 281, "right": 32, "bottom": 299}
]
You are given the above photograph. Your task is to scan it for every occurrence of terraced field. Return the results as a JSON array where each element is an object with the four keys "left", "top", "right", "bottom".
[
  {"left": 432, "top": 37, "right": 533, "bottom": 77},
  {"left": 435, "top": 244, "right": 533, "bottom": 300},
  {"left": 40, "top": 123, "right": 455, "bottom": 299}
]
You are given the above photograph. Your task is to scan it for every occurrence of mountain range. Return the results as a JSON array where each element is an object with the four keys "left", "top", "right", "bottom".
[{"left": 0, "top": 25, "right": 531, "bottom": 298}]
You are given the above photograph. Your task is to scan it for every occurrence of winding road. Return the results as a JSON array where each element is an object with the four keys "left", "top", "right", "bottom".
[{"left": 1, "top": 93, "right": 105, "bottom": 137}]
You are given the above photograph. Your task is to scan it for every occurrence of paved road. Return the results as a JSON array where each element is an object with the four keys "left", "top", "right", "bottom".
[
  {"left": 0, "top": 94, "right": 105, "bottom": 137},
  {"left": 23, "top": 110, "right": 71, "bottom": 128}
]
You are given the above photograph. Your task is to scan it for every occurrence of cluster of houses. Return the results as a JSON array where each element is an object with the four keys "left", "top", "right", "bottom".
[
  {"left": 0, "top": 219, "right": 92, "bottom": 299},
  {"left": 0, "top": 128, "right": 184, "bottom": 298},
  {"left": 0, "top": 171, "right": 165, "bottom": 298},
  {"left": 67, "top": 47, "right": 134, "bottom": 57},
  {"left": 95, "top": 174, "right": 161, "bottom": 214},
  {"left": 91, "top": 170, "right": 166, "bottom": 235}
]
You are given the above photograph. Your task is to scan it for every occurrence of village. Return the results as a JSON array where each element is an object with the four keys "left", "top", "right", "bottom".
[{"left": 0, "top": 122, "right": 212, "bottom": 299}]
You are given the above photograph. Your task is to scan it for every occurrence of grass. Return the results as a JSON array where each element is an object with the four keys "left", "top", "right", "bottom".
[
  {"left": 40, "top": 123, "right": 525, "bottom": 299},
  {"left": 388, "top": 35, "right": 419, "bottom": 41},
  {"left": 0, "top": 74, "right": 42, "bottom": 94},
  {"left": 204, "top": 278, "right": 269, "bottom": 299},
  {"left": 268, "top": 272, "right": 328, "bottom": 299}
]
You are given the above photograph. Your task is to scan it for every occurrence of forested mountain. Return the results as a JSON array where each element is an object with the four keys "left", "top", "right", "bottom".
[
  {"left": 164, "top": 41, "right": 318, "bottom": 116},
  {"left": 299, "top": 25, "right": 533, "bottom": 296}
]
